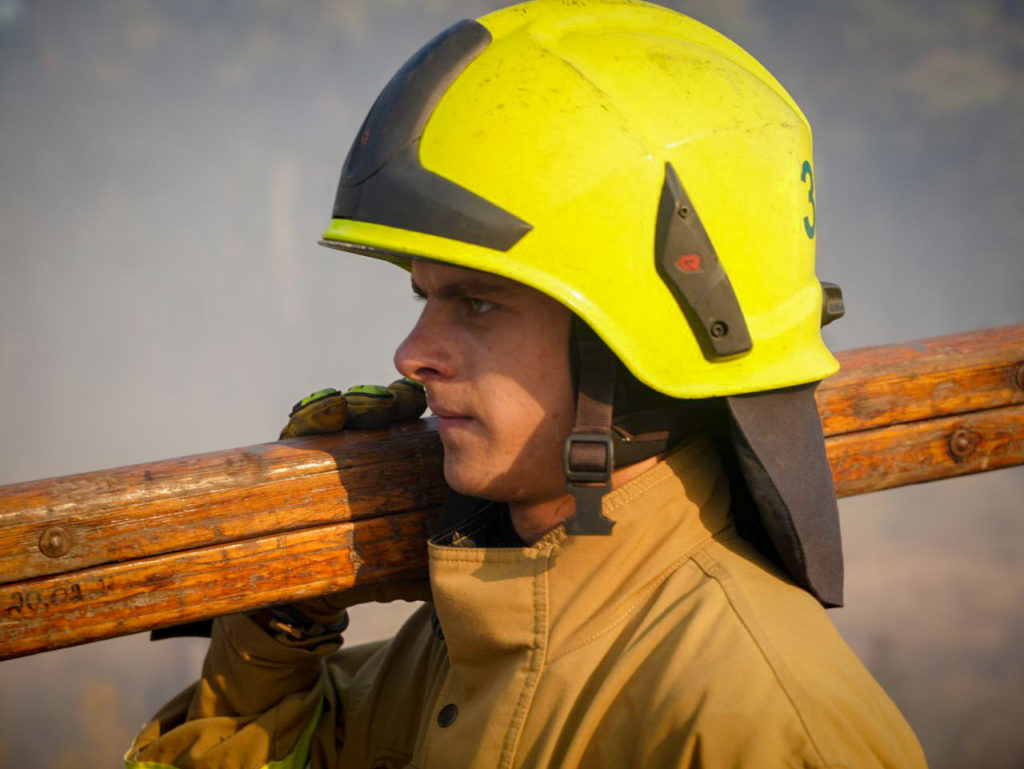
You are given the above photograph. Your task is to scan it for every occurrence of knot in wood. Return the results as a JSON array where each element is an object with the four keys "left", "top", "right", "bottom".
[
  {"left": 1014, "top": 362, "right": 1024, "bottom": 392},
  {"left": 39, "top": 525, "right": 73, "bottom": 558}
]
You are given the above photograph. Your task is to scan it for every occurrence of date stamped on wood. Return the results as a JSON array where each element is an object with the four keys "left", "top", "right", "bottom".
[{"left": 4, "top": 583, "right": 84, "bottom": 618}]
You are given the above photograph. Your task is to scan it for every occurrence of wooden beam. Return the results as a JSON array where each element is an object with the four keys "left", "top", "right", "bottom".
[
  {"left": 1, "top": 324, "right": 1021, "bottom": 659},
  {"left": 829, "top": 403, "right": 1024, "bottom": 497},
  {"left": 0, "top": 420, "right": 444, "bottom": 584},
  {"left": 818, "top": 324, "right": 1024, "bottom": 435},
  {"left": 0, "top": 510, "right": 435, "bottom": 660}
]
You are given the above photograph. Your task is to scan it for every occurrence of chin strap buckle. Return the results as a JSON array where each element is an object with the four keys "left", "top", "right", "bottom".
[
  {"left": 564, "top": 319, "right": 618, "bottom": 536},
  {"left": 563, "top": 431, "right": 615, "bottom": 535},
  {"left": 563, "top": 432, "right": 613, "bottom": 484}
]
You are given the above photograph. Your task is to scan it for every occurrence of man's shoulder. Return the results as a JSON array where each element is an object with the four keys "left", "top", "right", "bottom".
[
  {"left": 619, "top": 534, "right": 838, "bottom": 714},
  {"left": 626, "top": 533, "right": 927, "bottom": 768}
]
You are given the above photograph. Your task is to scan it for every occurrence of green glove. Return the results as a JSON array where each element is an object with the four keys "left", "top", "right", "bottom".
[{"left": 279, "top": 378, "right": 426, "bottom": 439}]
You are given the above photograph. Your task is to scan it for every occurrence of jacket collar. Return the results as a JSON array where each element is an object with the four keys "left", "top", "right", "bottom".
[{"left": 428, "top": 436, "right": 731, "bottom": 665}]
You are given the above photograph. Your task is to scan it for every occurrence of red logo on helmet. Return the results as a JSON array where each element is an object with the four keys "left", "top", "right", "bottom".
[{"left": 676, "top": 253, "right": 703, "bottom": 273}]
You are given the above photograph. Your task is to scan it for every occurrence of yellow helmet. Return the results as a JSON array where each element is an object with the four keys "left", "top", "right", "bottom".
[
  {"left": 321, "top": 0, "right": 846, "bottom": 603},
  {"left": 321, "top": 0, "right": 841, "bottom": 399}
]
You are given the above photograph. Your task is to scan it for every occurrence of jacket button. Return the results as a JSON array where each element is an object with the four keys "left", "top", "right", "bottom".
[{"left": 437, "top": 703, "right": 458, "bottom": 727}]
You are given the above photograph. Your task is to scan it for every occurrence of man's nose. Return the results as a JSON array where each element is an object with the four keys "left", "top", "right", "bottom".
[{"left": 394, "top": 309, "right": 455, "bottom": 383}]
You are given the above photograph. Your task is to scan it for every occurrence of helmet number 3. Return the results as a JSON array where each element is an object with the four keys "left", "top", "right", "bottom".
[{"left": 801, "top": 160, "right": 816, "bottom": 239}]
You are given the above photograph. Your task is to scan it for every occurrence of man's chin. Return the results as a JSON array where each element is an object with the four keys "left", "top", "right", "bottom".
[
  {"left": 442, "top": 463, "right": 565, "bottom": 509},
  {"left": 442, "top": 454, "right": 506, "bottom": 502},
  {"left": 442, "top": 466, "right": 493, "bottom": 501}
]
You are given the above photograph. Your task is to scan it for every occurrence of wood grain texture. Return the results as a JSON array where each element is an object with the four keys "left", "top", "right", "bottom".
[
  {"left": 820, "top": 323, "right": 1024, "bottom": 435},
  {"left": 0, "top": 324, "right": 1021, "bottom": 659},
  {"left": 829, "top": 403, "right": 1024, "bottom": 497},
  {"left": 0, "top": 419, "right": 444, "bottom": 583},
  {"left": 0, "top": 508, "right": 435, "bottom": 659}
]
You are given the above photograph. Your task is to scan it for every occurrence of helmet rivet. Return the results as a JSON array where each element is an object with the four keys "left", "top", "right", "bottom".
[
  {"left": 677, "top": 206, "right": 690, "bottom": 218},
  {"left": 709, "top": 321, "right": 729, "bottom": 338}
]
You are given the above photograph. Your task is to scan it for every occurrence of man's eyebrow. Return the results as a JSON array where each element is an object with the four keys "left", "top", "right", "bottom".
[{"left": 410, "top": 275, "right": 514, "bottom": 300}]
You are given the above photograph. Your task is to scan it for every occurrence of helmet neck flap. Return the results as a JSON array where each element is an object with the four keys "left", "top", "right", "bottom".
[{"left": 567, "top": 321, "right": 844, "bottom": 607}]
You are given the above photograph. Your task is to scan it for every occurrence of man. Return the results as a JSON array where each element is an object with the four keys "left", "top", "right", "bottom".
[{"left": 127, "top": 2, "right": 927, "bottom": 767}]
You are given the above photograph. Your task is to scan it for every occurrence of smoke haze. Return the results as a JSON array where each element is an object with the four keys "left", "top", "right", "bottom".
[{"left": 1, "top": 2, "right": 1021, "bottom": 766}]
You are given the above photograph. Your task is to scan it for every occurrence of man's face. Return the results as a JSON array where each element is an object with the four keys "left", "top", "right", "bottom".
[{"left": 394, "top": 261, "right": 575, "bottom": 507}]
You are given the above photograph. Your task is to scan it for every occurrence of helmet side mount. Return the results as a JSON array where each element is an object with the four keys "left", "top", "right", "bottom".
[
  {"left": 654, "top": 163, "right": 753, "bottom": 360},
  {"left": 820, "top": 281, "right": 845, "bottom": 326}
]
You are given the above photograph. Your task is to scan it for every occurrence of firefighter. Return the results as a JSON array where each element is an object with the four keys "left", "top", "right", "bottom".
[{"left": 127, "top": 2, "right": 927, "bottom": 766}]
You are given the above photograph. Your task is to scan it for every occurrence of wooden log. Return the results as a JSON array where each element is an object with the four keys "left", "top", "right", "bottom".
[
  {"left": 0, "top": 510, "right": 435, "bottom": 660},
  {"left": 0, "top": 324, "right": 1022, "bottom": 660},
  {"left": 829, "top": 403, "right": 1024, "bottom": 497},
  {"left": 818, "top": 324, "right": 1024, "bottom": 435},
  {"left": 0, "top": 419, "right": 444, "bottom": 584}
]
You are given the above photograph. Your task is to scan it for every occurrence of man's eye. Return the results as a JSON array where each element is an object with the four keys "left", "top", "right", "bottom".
[{"left": 466, "top": 297, "right": 497, "bottom": 315}]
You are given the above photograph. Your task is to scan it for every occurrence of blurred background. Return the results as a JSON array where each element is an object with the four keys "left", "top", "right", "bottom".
[{"left": 1, "top": 0, "right": 1021, "bottom": 766}]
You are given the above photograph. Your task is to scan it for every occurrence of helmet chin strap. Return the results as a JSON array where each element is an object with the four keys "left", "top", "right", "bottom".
[
  {"left": 563, "top": 322, "right": 617, "bottom": 535},
  {"left": 563, "top": 321, "right": 707, "bottom": 534}
]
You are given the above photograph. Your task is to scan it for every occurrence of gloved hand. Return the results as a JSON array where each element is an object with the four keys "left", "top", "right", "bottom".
[
  {"left": 252, "top": 377, "right": 430, "bottom": 649},
  {"left": 279, "top": 378, "right": 427, "bottom": 438},
  {"left": 249, "top": 577, "right": 432, "bottom": 651}
]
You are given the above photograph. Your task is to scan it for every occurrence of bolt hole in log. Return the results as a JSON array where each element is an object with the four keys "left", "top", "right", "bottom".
[
  {"left": 948, "top": 428, "right": 981, "bottom": 462},
  {"left": 38, "top": 525, "right": 73, "bottom": 558}
]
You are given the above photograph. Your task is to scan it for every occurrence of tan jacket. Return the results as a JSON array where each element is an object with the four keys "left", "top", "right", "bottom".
[{"left": 127, "top": 438, "right": 927, "bottom": 769}]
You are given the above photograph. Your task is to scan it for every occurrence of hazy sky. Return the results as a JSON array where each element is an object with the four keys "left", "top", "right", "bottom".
[
  {"left": 1, "top": 2, "right": 1021, "bottom": 767},
  {"left": 2, "top": 0, "right": 1021, "bottom": 478}
]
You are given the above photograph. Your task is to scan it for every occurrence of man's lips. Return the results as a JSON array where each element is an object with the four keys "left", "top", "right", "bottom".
[
  {"left": 429, "top": 404, "right": 474, "bottom": 428},
  {"left": 431, "top": 407, "right": 472, "bottom": 419}
]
